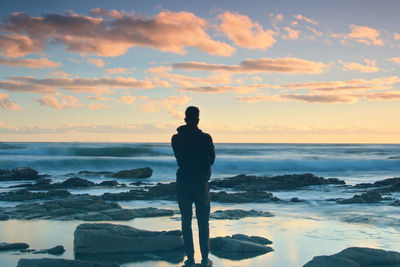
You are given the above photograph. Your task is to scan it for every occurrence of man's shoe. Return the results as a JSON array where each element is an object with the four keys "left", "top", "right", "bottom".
[
  {"left": 184, "top": 257, "right": 195, "bottom": 266},
  {"left": 201, "top": 258, "right": 213, "bottom": 266}
]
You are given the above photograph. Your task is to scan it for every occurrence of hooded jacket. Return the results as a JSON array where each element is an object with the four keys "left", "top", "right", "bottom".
[{"left": 171, "top": 125, "right": 215, "bottom": 182}]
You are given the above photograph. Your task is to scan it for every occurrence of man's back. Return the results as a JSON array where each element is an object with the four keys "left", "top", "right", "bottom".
[{"left": 172, "top": 124, "right": 215, "bottom": 182}]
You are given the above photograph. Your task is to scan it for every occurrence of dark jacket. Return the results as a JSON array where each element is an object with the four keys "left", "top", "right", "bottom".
[{"left": 171, "top": 125, "right": 215, "bottom": 182}]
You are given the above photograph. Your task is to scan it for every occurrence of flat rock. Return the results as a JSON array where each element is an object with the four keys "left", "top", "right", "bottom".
[
  {"left": 33, "top": 245, "right": 65, "bottom": 255},
  {"left": 0, "top": 189, "right": 71, "bottom": 201},
  {"left": 0, "top": 242, "right": 29, "bottom": 251},
  {"left": 303, "top": 247, "right": 400, "bottom": 267},
  {"left": 0, "top": 167, "right": 40, "bottom": 181},
  {"left": 210, "top": 235, "right": 273, "bottom": 260},
  {"left": 210, "top": 173, "right": 345, "bottom": 191},
  {"left": 231, "top": 234, "right": 272, "bottom": 245},
  {"left": 210, "top": 190, "right": 279, "bottom": 203},
  {"left": 17, "top": 258, "right": 119, "bottom": 267},
  {"left": 338, "top": 190, "right": 382, "bottom": 204},
  {"left": 112, "top": 167, "right": 153, "bottom": 178},
  {"left": 74, "top": 223, "right": 183, "bottom": 257},
  {"left": 210, "top": 209, "right": 274, "bottom": 220}
]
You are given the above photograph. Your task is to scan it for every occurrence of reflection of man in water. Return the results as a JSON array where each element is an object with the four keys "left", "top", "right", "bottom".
[{"left": 172, "top": 106, "right": 215, "bottom": 267}]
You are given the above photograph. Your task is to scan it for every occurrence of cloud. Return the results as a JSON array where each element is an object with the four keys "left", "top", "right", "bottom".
[
  {"left": 0, "top": 10, "right": 235, "bottom": 57},
  {"left": 217, "top": 11, "right": 276, "bottom": 50},
  {"left": 236, "top": 93, "right": 357, "bottom": 103},
  {"left": 334, "top": 25, "right": 384, "bottom": 46},
  {"left": 118, "top": 95, "right": 136, "bottom": 104},
  {"left": 282, "top": 27, "right": 300, "bottom": 40},
  {"left": 0, "top": 57, "right": 61, "bottom": 68},
  {"left": 0, "top": 91, "right": 22, "bottom": 110},
  {"left": 86, "top": 95, "right": 111, "bottom": 101},
  {"left": 87, "top": 58, "right": 104, "bottom": 67},
  {"left": 87, "top": 103, "right": 113, "bottom": 110},
  {"left": 173, "top": 57, "right": 329, "bottom": 74},
  {"left": 293, "top": 14, "right": 318, "bottom": 25},
  {"left": 389, "top": 57, "right": 400, "bottom": 64},
  {"left": 281, "top": 76, "right": 399, "bottom": 92},
  {"left": 106, "top": 68, "right": 127, "bottom": 74},
  {"left": 362, "top": 91, "right": 400, "bottom": 101},
  {"left": 394, "top": 33, "right": 400, "bottom": 41},
  {"left": 339, "top": 58, "right": 380, "bottom": 73},
  {"left": 139, "top": 95, "right": 191, "bottom": 119},
  {"left": 37, "top": 92, "right": 82, "bottom": 109},
  {"left": 178, "top": 83, "right": 274, "bottom": 94},
  {"left": 0, "top": 76, "right": 171, "bottom": 93}
]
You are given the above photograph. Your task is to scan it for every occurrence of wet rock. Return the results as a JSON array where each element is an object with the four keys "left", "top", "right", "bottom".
[
  {"left": 17, "top": 258, "right": 119, "bottom": 267},
  {"left": 0, "top": 167, "right": 40, "bottom": 181},
  {"left": 2, "top": 195, "right": 174, "bottom": 221},
  {"left": 0, "top": 214, "right": 10, "bottom": 220},
  {"left": 354, "top": 177, "right": 400, "bottom": 193},
  {"left": 303, "top": 247, "right": 400, "bottom": 267},
  {"left": 231, "top": 234, "right": 272, "bottom": 245},
  {"left": 98, "top": 181, "right": 119, "bottom": 187},
  {"left": 338, "top": 190, "right": 382, "bottom": 204},
  {"left": 210, "top": 235, "right": 273, "bottom": 260},
  {"left": 78, "top": 171, "right": 114, "bottom": 177},
  {"left": 102, "top": 182, "right": 176, "bottom": 201},
  {"left": 210, "top": 173, "right": 345, "bottom": 191},
  {"left": 33, "top": 245, "right": 65, "bottom": 255},
  {"left": 74, "top": 223, "right": 183, "bottom": 257},
  {"left": 59, "top": 177, "right": 95, "bottom": 187},
  {"left": 290, "top": 197, "right": 303, "bottom": 202},
  {"left": 0, "top": 189, "right": 72, "bottom": 202},
  {"left": 112, "top": 167, "right": 153, "bottom": 178},
  {"left": 210, "top": 209, "right": 274, "bottom": 220},
  {"left": 210, "top": 190, "right": 279, "bottom": 203},
  {"left": 0, "top": 242, "right": 29, "bottom": 251}
]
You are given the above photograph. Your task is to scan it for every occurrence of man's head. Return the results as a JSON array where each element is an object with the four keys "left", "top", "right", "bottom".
[{"left": 184, "top": 106, "right": 199, "bottom": 126}]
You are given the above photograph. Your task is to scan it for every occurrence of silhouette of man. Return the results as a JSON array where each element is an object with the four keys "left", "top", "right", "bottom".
[{"left": 172, "top": 106, "right": 215, "bottom": 267}]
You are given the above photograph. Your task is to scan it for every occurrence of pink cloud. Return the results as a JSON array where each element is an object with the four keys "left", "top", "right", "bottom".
[
  {"left": 237, "top": 93, "right": 357, "bottom": 103},
  {"left": 173, "top": 57, "right": 328, "bottom": 74},
  {"left": 139, "top": 95, "right": 191, "bottom": 119},
  {"left": 37, "top": 92, "right": 82, "bottom": 109},
  {"left": 218, "top": 11, "right": 276, "bottom": 49},
  {"left": 293, "top": 14, "right": 318, "bottom": 25},
  {"left": 282, "top": 27, "right": 300, "bottom": 40},
  {"left": 362, "top": 91, "right": 400, "bottom": 101},
  {"left": 334, "top": 25, "right": 384, "bottom": 46},
  {"left": 339, "top": 59, "right": 379, "bottom": 73},
  {"left": 118, "top": 95, "right": 136, "bottom": 104},
  {"left": 0, "top": 10, "right": 234, "bottom": 57},
  {"left": 87, "top": 58, "right": 104, "bottom": 67},
  {"left": 389, "top": 57, "right": 400, "bottom": 64},
  {"left": 394, "top": 33, "right": 400, "bottom": 41},
  {"left": 0, "top": 92, "right": 22, "bottom": 110},
  {"left": 106, "top": 68, "right": 127, "bottom": 74},
  {"left": 0, "top": 57, "right": 61, "bottom": 68},
  {"left": 87, "top": 103, "right": 113, "bottom": 110}
]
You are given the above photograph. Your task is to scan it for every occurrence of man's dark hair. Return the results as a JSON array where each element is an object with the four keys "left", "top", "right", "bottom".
[{"left": 185, "top": 106, "right": 199, "bottom": 124}]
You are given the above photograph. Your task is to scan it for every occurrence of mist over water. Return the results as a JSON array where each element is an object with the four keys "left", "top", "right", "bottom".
[{"left": 1, "top": 142, "right": 400, "bottom": 184}]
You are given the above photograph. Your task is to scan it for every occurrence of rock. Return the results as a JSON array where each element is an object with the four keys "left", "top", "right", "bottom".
[
  {"left": 112, "top": 167, "right": 153, "bottom": 178},
  {"left": 231, "top": 234, "right": 272, "bottom": 245},
  {"left": 33, "top": 245, "right": 65, "bottom": 255},
  {"left": 102, "top": 182, "right": 177, "bottom": 201},
  {"left": 303, "top": 255, "right": 361, "bottom": 267},
  {"left": 98, "top": 181, "right": 119, "bottom": 187},
  {"left": 59, "top": 177, "right": 95, "bottom": 187},
  {"left": 303, "top": 247, "right": 400, "bottom": 267},
  {"left": 1, "top": 194, "right": 174, "bottom": 221},
  {"left": 210, "top": 190, "right": 279, "bottom": 203},
  {"left": 210, "top": 235, "right": 273, "bottom": 260},
  {"left": 0, "top": 189, "right": 72, "bottom": 202},
  {"left": 0, "top": 242, "right": 29, "bottom": 251},
  {"left": 210, "top": 209, "right": 274, "bottom": 220},
  {"left": 0, "top": 167, "right": 40, "bottom": 181},
  {"left": 74, "top": 223, "right": 183, "bottom": 257},
  {"left": 77, "top": 171, "right": 114, "bottom": 177},
  {"left": 17, "top": 258, "right": 119, "bottom": 267},
  {"left": 290, "top": 197, "right": 303, "bottom": 202},
  {"left": 0, "top": 214, "right": 10, "bottom": 220},
  {"left": 210, "top": 173, "right": 345, "bottom": 191},
  {"left": 338, "top": 190, "right": 382, "bottom": 204}
]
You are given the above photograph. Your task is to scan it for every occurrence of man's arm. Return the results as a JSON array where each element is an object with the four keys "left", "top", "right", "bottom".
[
  {"left": 171, "top": 134, "right": 183, "bottom": 167},
  {"left": 208, "top": 135, "right": 215, "bottom": 165}
]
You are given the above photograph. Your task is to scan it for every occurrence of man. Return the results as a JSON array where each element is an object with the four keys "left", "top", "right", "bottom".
[{"left": 172, "top": 106, "right": 215, "bottom": 267}]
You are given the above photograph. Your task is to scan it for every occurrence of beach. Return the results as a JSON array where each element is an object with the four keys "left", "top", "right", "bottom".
[{"left": 1, "top": 142, "right": 400, "bottom": 267}]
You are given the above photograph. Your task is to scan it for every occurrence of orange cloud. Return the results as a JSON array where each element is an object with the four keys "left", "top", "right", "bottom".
[
  {"left": 389, "top": 57, "right": 400, "bottom": 64},
  {"left": 0, "top": 92, "right": 22, "bottom": 110},
  {"left": 0, "top": 76, "right": 171, "bottom": 93},
  {"left": 87, "top": 58, "right": 105, "bottom": 67},
  {"left": 173, "top": 57, "right": 328, "bottom": 74},
  {"left": 118, "top": 95, "right": 136, "bottom": 104},
  {"left": 0, "top": 10, "right": 234, "bottom": 57},
  {"left": 139, "top": 95, "right": 191, "bottom": 119},
  {"left": 282, "top": 27, "right": 300, "bottom": 40},
  {"left": 334, "top": 25, "right": 384, "bottom": 46},
  {"left": 361, "top": 91, "right": 400, "bottom": 101},
  {"left": 394, "top": 33, "right": 400, "bottom": 41},
  {"left": 37, "top": 92, "right": 82, "bottom": 109},
  {"left": 0, "top": 57, "right": 61, "bottom": 68},
  {"left": 293, "top": 14, "right": 318, "bottom": 25},
  {"left": 218, "top": 11, "right": 276, "bottom": 49},
  {"left": 87, "top": 103, "right": 113, "bottom": 110},
  {"left": 339, "top": 59, "right": 379, "bottom": 73},
  {"left": 236, "top": 93, "right": 357, "bottom": 103},
  {"left": 106, "top": 68, "right": 128, "bottom": 74}
]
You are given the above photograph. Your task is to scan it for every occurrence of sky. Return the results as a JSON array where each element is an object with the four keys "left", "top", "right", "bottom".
[{"left": 0, "top": 0, "right": 399, "bottom": 143}]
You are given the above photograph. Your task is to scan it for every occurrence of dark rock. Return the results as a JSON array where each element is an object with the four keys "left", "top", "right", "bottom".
[
  {"left": 0, "top": 167, "right": 40, "bottom": 181},
  {"left": 210, "top": 190, "right": 279, "bottom": 203},
  {"left": 0, "top": 189, "right": 70, "bottom": 202},
  {"left": 210, "top": 209, "right": 274, "bottom": 220},
  {"left": 74, "top": 223, "right": 183, "bottom": 256},
  {"left": 0, "top": 242, "right": 29, "bottom": 251},
  {"left": 98, "top": 181, "right": 119, "bottom": 187},
  {"left": 33, "top": 245, "right": 65, "bottom": 255},
  {"left": 17, "top": 258, "right": 119, "bottom": 267},
  {"left": 131, "top": 207, "right": 174, "bottom": 218},
  {"left": 353, "top": 177, "right": 400, "bottom": 193},
  {"left": 338, "top": 190, "right": 382, "bottom": 204},
  {"left": 102, "top": 182, "right": 176, "bottom": 201},
  {"left": 59, "top": 177, "right": 95, "bottom": 187},
  {"left": 210, "top": 235, "right": 273, "bottom": 260},
  {"left": 0, "top": 214, "right": 10, "bottom": 220},
  {"left": 112, "top": 167, "right": 153, "bottom": 178},
  {"left": 303, "top": 247, "right": 400, "bottom": 267},
  {"left": 78, "top": 171, "right": 114, "bottom": 177},
  {"left": 290, "top": 197, "right": 303, "bottom": 202},
  {"left": 210, "top": 173, "right": 345, "bottom": 191},
  {"left": 46, "top": 189, "right": 71, "bottom": 197},
  {"left": 231, "top": 234, "right": 272, "bottom": 245}
]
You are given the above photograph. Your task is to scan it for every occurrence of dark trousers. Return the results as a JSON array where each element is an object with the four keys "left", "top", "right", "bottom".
[{"left": 177, "top": 180, "right": 210, "bottom": 260}]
